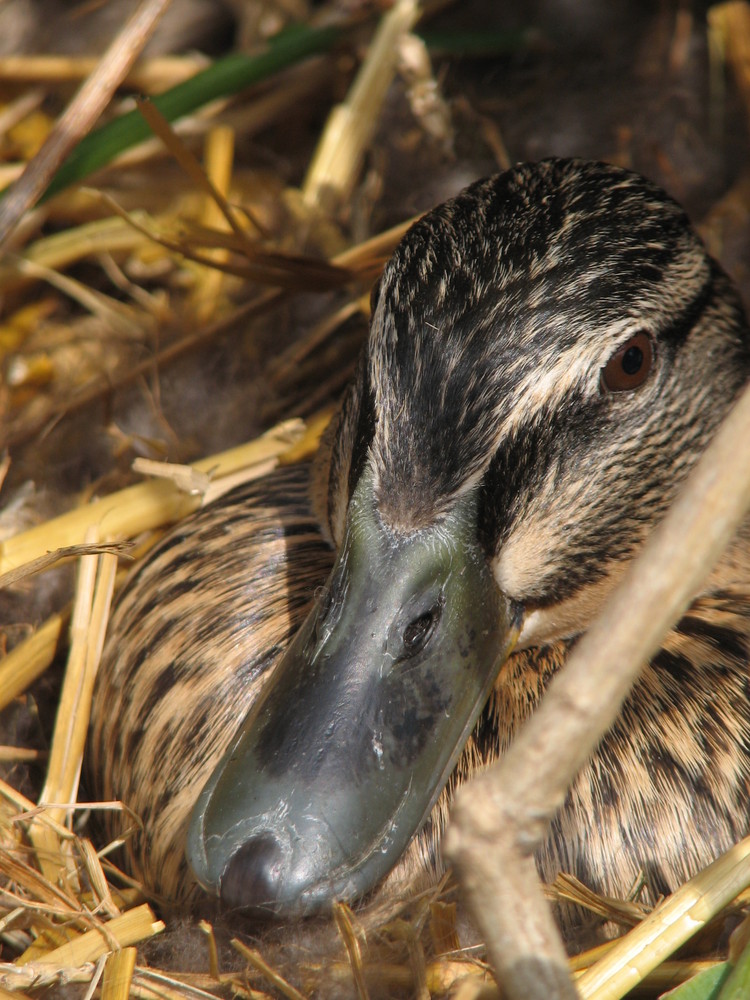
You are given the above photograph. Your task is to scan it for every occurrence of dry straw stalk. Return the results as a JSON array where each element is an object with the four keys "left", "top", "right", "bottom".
[{"left": 0, "top": 417, "right": 307, "bottom": 577}]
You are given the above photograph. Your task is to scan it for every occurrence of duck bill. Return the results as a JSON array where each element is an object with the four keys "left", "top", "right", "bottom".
[{"left": 186, "top": 469, "right": 520, "bottom": 917}]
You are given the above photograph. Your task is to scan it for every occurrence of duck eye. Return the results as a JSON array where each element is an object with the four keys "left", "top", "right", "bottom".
[
  {"left": 402, "top": 604, "right": 441, "bottom": 658},
  {"left": 600, "top": 331, "right": 654, "bottom": 392}
]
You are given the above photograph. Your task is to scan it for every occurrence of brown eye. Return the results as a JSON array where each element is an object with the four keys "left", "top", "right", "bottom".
[{"left": 600, "top": 331, "right": 654, "bottom": 392}]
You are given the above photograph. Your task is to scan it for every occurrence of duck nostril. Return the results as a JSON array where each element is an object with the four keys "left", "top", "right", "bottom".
[
  {"left": 402, "top": 600, "right": 442, "bottom": 658},
  {"left": 219, "top": 834, "right": 284, "bottom": 917}
]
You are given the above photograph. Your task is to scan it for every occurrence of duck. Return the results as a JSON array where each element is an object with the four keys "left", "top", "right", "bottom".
[{"left": 89, "top": 157, "right": 750, "bottom": 942}]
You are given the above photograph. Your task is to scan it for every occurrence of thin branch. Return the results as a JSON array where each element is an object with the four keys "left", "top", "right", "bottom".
[
  {"left": 0, "top": 0, "right": 173, "bottom": 246},
  {"left": 446, "top": 379, "right": 750, "bottom": 1000}
]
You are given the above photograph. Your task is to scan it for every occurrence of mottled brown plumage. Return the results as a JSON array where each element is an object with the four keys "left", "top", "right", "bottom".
[
  {"left": 90, "top": 159, "right": 750, "bottom": 940},
  {"left": 90, "top": 470, "right": 333, "bottom": 902}
]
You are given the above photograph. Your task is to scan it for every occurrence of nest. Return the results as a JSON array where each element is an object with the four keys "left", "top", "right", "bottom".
[{"left": 2, "top": 1, "right": 750, "bottom": 997}]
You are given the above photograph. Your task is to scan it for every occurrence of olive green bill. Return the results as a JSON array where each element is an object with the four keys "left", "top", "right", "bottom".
[{"left": 186, "top": 468, "right": 520, "bottom": 917}]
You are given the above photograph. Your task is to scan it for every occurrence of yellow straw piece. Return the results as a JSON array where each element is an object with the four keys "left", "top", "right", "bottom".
[
  {"left": 129, "top": 458, "right": 211, "bottom": 495},
  {"left": 198, "top": 920, "right": 220, "bottom": 980},
  {"left": 193, "top": 124, "right": 236, "bottom": 323},
  {"left": 79, "top": 838, "right": 121, "bottom": 919},
  {"left": 0, "top": 418, "right": 305, "bottom": 577},
  {"left": 0, "top": 54, "right": 206, "bottom": 91},
  {"left": 303, "top": 0, "right": 422, "bottom": 212},
  {"left": 0, "top": 612, "right": 65, "bottom": 713},
  {"left": 0, "top": 215, "right": 153, "bottom": 296},
  {"left": 578, "top": 835, "right": 750, "bottom": 1000},
  {"left": 0, "top": 965, "right": 94, "bottom": 992},
  {"left": 27, "top": 541, "right": 116, "bottom": 884},
  {"left": 39, "top": 544, "right": 117, "bottom": 823},
  {"left": 101, "top": 946, "right": 137, "bottom": 1000},
  {"left": 332, "top": 902, "right": 369, "bottom": 1000},
  {"left": 232, "top": 939, "right": 309, "bottom": 1000},
  {"left": 708, "top": 2, "right": 750, "bottom": 116},
  {"left": 28, "top": 904, "right": 164, "bottom": 967},
  {"left": 0, "top": 777, "right": 72, "bottom": 840},
  {"left": 25, "top": 821, "right": 67, "bottom": 893}
]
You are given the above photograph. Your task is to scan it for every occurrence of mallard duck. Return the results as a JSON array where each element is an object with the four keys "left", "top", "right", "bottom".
[{"left": 89, "top": 158, "right": 750, "bottom": 939}]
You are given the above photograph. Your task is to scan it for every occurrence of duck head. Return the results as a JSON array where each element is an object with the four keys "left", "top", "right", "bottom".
[{"left": 186, "top": 158, "right": 750, "bottom": 917}]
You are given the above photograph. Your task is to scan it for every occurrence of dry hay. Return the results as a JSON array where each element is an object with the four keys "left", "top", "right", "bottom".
[{"left": 3, "top": 2, "right": 750, "bottom": 998}]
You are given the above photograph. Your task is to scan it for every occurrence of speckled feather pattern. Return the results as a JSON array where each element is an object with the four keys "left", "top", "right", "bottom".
[
  {"left": 90, "top": 468, "right": 334, "bottom": 903},
  {"left": 92, "top": 159, "right": 750, "bottom": 935}
]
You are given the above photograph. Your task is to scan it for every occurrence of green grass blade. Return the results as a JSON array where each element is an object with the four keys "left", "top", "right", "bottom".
[
  {"left": 659, "top": 963, "right": 730, "bottom": 1000},
  {"left": 717, "top": 936, "right": 750, "bottom": 1000},
  {"left": 418, "top": 26, "right": 536, "bottom": 56},
  {"left": 37, "top": 24, "right": 340, "bottom": 203}
]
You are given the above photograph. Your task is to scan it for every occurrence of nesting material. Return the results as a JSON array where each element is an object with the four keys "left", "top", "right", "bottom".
[
  {"left": 100, "top": 946, "right": 137, "bottom": 1000},
  {"left": 29, "top": 537, "right": 116, "bottom": 887},
  {"left": 0, "top": 779, "right": 163, "bottom": 994},
  {"left": 0, "top": 418, "right": 309, "bottom": 576},
  {"left": 0, "top": 0, "right": 174, "bottom": 244},
  {"left": 303, "top": 0, "right": 422, "bottom": 214},
  {"left": 0, "top": 613, "right": 65, "bottom": 711},
  {"left": 0, "top": 54, "right": 209, "bottom": 92},
  {"left": 1, "top": 2, "right": 750, "bottom": 999}
]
